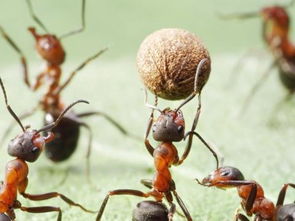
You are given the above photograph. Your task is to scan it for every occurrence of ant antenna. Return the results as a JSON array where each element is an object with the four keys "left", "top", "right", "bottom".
[
  {"left": 175, "top": 58, "right": 208, "bottom": 112},
  {"left": 26, "top": 0, "right": 49, "bottom": 33},
  {"left": 59, "top": 0, "right": 86, "bottom": 39},
  {"left": 217, "top": 11, "right": 259, "bottom": 20},
  {"left": 36, "top": 99, "right": 89, "bottom": 133},
  {"left": 144, "top": 89, "right": 162, "bottom": 113},
  {"left": 0, "top": 78, "right": 25, "bottom": 132}
]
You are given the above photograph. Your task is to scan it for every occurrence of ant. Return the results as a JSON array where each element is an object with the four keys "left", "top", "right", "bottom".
[
  {"left": 221, "top": 0, "right": 295, "bottom": 113},
  {"left": 95, "top": 59, "right": 220, "bottom": 221},
  {"left": 0, "top": 78, "right": 94, "bottom": 220},
  {"left": 0, "top": 0, "right": 134, "bottom": 177},
  {"left": 197, "top": 166, "right": 295, "bottom": 221}
]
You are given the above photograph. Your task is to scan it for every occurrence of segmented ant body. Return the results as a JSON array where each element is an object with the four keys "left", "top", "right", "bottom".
[
  {"left": 222, "top": 1, "right": 295, "bottom": 112},
  {"left": 96, "top": 59, "right": 220, "bottom": 221},
  {"left": 0, "top": 78, "right": 94, "bottom": 221},
  {"left": 0, "top": 0, "right": 132, "bottom": 172},
  {"left": 198, "top": 166, "right": 295, "bottom": 221}
]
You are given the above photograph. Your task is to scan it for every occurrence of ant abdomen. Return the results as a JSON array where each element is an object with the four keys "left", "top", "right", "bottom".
[
  {"left": 279, "top": 67, "right": 295, "bottom": 91},
  {"left": 0, "top": 213, "right": 11, "bottom": 221},
  {"left": 276, "top": 203, "right": 295, "bottom": 221},
  {"left": 132, "top": 201, "right": 168, "bottom": 221},
  {"left": 43, "top": 112, "right": 80, "bottom": 162}
]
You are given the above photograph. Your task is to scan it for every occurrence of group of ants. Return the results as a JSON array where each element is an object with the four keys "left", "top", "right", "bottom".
[{"left": 0, "top": 0, "right": 295, "bottom": 220}]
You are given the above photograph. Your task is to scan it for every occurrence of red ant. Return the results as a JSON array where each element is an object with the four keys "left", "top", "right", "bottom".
[
  {"left": 95, "top": 59, "right": 220, "bottom": 221},
  {"left": 0, "top": 0, "right": 134, "bottom": 177},
  {"left": 221, "top": 0, "right": 295, "bottom": 113},
  {"left": 0, "top": 78, "right": 94, "bottom": 220},
  {"left": 197, "top": 166, "right": 295, "bottom": 221}
]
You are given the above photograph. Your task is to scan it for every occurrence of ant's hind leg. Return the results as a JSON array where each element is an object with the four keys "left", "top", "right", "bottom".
[
  {"left": 20, "top": 192, "right": 95, "bottom": 213},
  {"left": 20, "top": 206, "right": 62, "bottom": 221},
  {"left": 96, "top": 189, "right": 149, "bottom": 221}
]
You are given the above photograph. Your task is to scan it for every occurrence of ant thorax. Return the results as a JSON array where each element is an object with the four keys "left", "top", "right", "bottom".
[{"left": 152, "top": 109, "right": 185, "bottom": 142}]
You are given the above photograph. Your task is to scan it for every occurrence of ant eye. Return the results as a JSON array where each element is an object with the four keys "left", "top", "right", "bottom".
[
  {"left": 220, "top": 171, "right": 230, "bottom": 177},
  {"left": 32, "top": 147, "right": 39, "bottom": 153},
  {"left": 177, "top": 126, "right": 184, "bottom": 133}
]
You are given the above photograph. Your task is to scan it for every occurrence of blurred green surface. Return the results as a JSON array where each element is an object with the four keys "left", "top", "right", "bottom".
[{"left": 0, "top": 0, "right": 295, "bottom": 220}]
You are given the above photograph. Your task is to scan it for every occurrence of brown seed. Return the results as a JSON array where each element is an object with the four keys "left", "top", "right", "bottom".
[{"left": 137, "top": 28, "right": 211, "bottom": 100}]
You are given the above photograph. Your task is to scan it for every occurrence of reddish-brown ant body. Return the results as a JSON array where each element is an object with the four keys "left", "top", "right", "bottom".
[
  {"left": 0, "top": 78, "right": 94, "bottom": 220},
  {"left": 222, "top": 1, "right": 295, "bottom": 111},
  {"left": 197, "top": 166, "right": 295, "bottom": 221},
  {"left": 96, "top": 59, "right": 220, "bottom": 221},
  {"left": 0, "top": 0, "right": 132, "bottom": 173}
]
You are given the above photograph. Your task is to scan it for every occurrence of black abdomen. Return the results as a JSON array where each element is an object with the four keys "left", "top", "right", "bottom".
[{"left": 44, "top": 112, "right": 80, "bottom": 162}]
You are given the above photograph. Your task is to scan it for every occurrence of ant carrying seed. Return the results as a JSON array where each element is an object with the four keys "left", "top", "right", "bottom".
[{"left": 95, "top": 59, "right": 220, "bottom": 221}]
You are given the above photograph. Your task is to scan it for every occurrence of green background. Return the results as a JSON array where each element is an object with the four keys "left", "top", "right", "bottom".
[{"left": 0, "top": 0, "right": 295, "bottom": 220}]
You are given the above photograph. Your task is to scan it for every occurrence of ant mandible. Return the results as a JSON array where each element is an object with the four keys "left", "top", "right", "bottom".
[
  {"left": 0, "top": 78, "right": 94, "bottom": 220},
  {"left": 0, "top": 0, "right": 133, "bottom": 177},
  {"left": 197, "top": 166, "right": 295, "bottom": 220},
  {"left": 221, "top": 0, "right": 295, "bottom": 112},
  {"left": 95, "top": 59, "right": 220, "bottom": 221}
]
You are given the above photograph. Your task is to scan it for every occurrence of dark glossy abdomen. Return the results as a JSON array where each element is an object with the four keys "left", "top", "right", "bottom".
[
  {"left": 279, "top": 60, "right": 295, "bottom": 91},
  {"left": 43, "top": 112, "right": 80, "bottom": 162},
  {"left": 132, "top": 201, "right": 168, "bottom": 221},
  {"left": 276, "top": 203, "right": 295, "bottom": 221}
]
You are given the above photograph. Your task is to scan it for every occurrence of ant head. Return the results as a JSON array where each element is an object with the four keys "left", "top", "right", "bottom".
[
  {"left": 8, "top": 129, "right": 47, "bottom": 162},
  {"left": 201, "top": 166, "right": 245, "bottom": 189},
  {"left": 152, "top": 108, "right": 185, "bottom": 142},
  {"left": 28, "top": 27, "right": 66, "bottom": 65},
  {"left": 261, "top": 6, "right": 290, "bottom": 27},
  {"left": 0, "top": 78, "right": 88, "bottom": 163},
  {"left": 133, "top": 200, "right": 168, "bottom": 221}
]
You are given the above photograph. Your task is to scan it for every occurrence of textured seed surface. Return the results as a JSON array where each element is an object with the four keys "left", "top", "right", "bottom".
[{"left": 137, "top": 28, "right": 211, "bottom": 100}]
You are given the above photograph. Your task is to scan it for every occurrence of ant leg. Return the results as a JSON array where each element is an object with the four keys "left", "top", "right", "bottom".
[
  {"left": 0, "top": 26, "right": 30, "bottom": 87},
  {"left": 235, "top": 213, "right": 250, "bottom": 221},
  {"left": 177, "top": 93, "right": 201, "bottom": 165},
  {"left": 140, "top": 179, "right": 153, "bottom": 189},
  {"left": 239, "top": 60, "right": 276, "bottom": 116},
  {"left": 0, "top": 105, "right": 38, "bottom": 148},
  {"left": 96, "top": 189, "right": 149, "bottom": 221},
  {"left": 20, "top": 206, "right": 61, "bottom": 221},
  {"left": 171, "top": 190, "right": 192, "bottom": 221},
  {"left": 57, "top": 48, "right": 107, "bottom": 94},
  {"left": 77, "top": 111, "right": 140, "bottom": 141},
  {"left": 59, "top": 0, "right": 86, "bottom": 39},
  {"left": 20, "top": 192, "right": 95, "bottom": 213},
  {"left": 276, "top": 183, "right": 295, "bottom": 206},
  {"left": 144, "top": 93, "right": 158, "bottom": 156},
  {"left": 79, "top": 122, "right": 93, "bottom": 183}
]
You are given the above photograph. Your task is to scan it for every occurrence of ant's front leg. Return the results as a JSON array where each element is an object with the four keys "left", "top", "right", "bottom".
[
  {"left": 276, "top": 183, "right": 295, "bottom": 206},
  {"left": 96, "top": 189, "right": 150, "bottom": 221},
  {"left": 0, "top": 26, "right": 30, "bottom": 88},
  {"left": 177, "top": 93, "right": 201, "bottom": 166},
  {"left": 215, "top": 180, "right": 257, "bottom": 215},
  {"left": 235, "top": 213, "right": 250, "bottom": 221},
  {"left": 20, "top": 192, "right": 95, "bottom": 214}
]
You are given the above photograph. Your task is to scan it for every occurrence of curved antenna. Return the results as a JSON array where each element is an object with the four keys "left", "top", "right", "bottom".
[
  {"left": 26, "top": 0, "right": 49, "bottom": 33},
  {"left": 0, "top": 78, "right": 25, "bottom": 132},
  {"left": 217, "top": 11, "right": 259, "bottom": 20},
  {"left": 59, "top": 0, "right": 86, "bottom": 39},
  {"left": 143, "top": 88, "right": 162, "bottom": 113},
  {"left": 36, "top": 99, "right": 89, "bottom": 133},
  {"left": 175, "top": 58, "right": 208, "bottom": 112}
]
